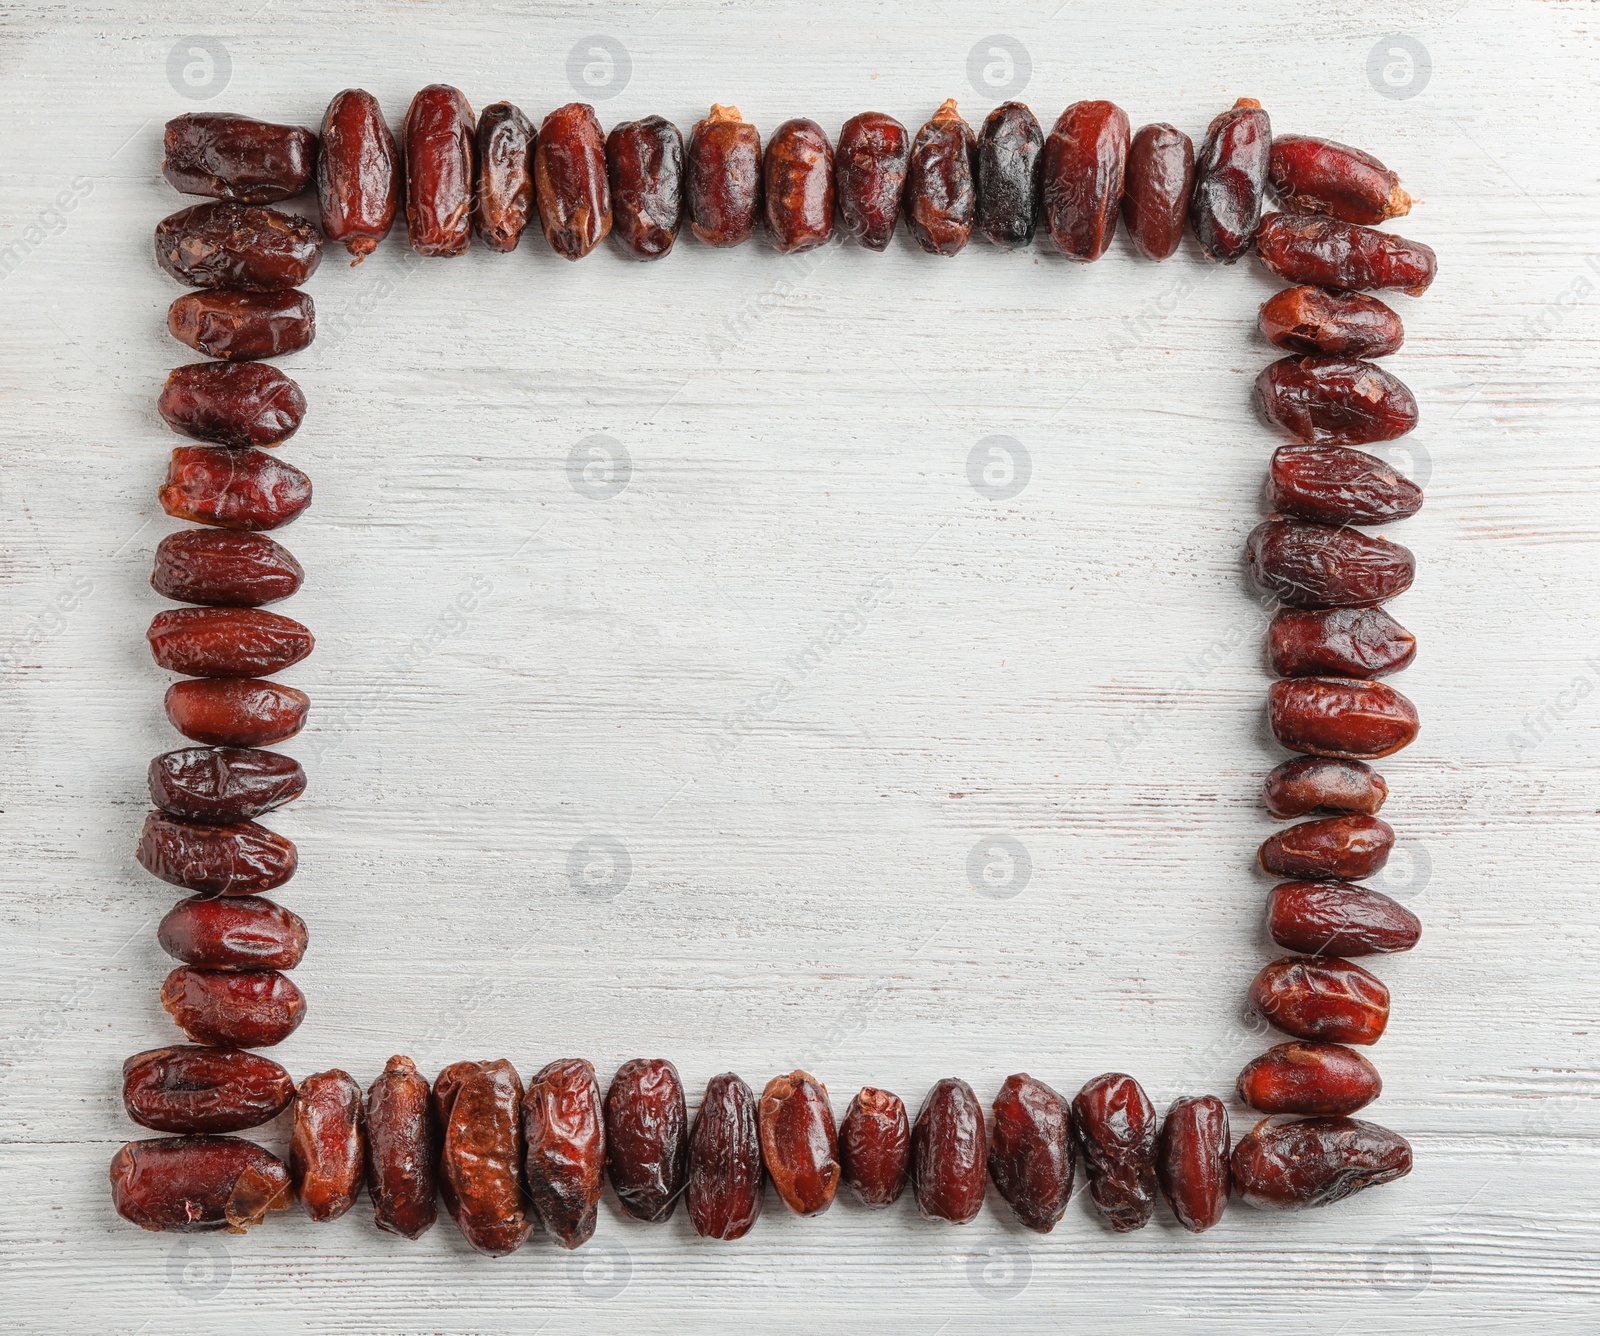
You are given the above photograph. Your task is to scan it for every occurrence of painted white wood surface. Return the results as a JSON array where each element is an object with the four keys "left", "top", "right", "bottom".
[{"left": 2, "top": 0, "right": 1598, "bottom": 1330}]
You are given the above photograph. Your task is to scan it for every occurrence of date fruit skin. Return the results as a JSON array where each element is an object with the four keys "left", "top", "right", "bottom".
[
  {"left": 1260, "top": 286, "right": 1404, "bottom": 359},
  {"left": 1266, "top": 880, "right": 1421, "bottom": 956},
  {"left": 1041, "top": 99, "right": 1130, "bottom": 261},
  {"left": 834, "top": 112, "right": 909, "bottom": 251},
  {"left": 137, "top": 811, "right": 297, "bottom": 896},
  {"left": 163, "top": 114, "right": 317, "bottom": 204},
  {"left": 291, "top": 1069, "right": 366, "bottom": 1221},
  {"left": 317, "top": 89, "right": 400, "bottom": 264},
  {"left": 1190, "top": 97, "right": 1271, "bottom": 262},
  {"left": 535, "top": 103, "right": 612, "bottom": 260},
  {"left": 764, "top": 119, "right": 835, "bottom": 254},
  {"left": 976, "top": 102, "right": 1043, "bottom": 248},
  {"left": 1122, "top": 122, "right": 1194, "bottom": 261},
  {"left": 123, "top": 1045, "right": 294, "bottom": 1134},
  {"left": 687, "top": 1072, "right": 763, "bottom": 1240},
  {"left": 1270, "top": 677, "right": 1420, "bottom": 760},
  {"left": 522, "top": 1057, "right": 605, "bottom": 1249},
  {"left": 1257, "top": 212, "right": 1437, "bottom": 296},
  {"left": 158, "top": 893, "right": 308, "bottom": 970},
  {"left": 1269, "top": 605, "right": 1416, "bottom": 680},
  {"left": 473, "top": 101, "right": 534, "bottom": 253},
  {"left": 161, "top": 965, "right": 306, "bottom": 1048},
  {"left": 159, "top": 362, "right": 306, "bottom": 449},
  {"left": 160, "top": 446, "right": 311, "bottom": 532},
  {"left": 1249, "top": 956, "right": 1390, "bottom": 1046},
  {"left": 688, "top": 105, "right": 763, "bottom": 247},
  {"left": 910, "top": 1077, "right": 986, "bottom": 1224},
  {"left": 165, "top": 678, "right": 310, "bottom": 748},
  {"left": 905, "top": 99, "right": 978, "bottom": 256},
  {"left": 153, "top": 529, "right": 305, "bottom": 607},
  {"left": 149, "top": 746, "right": 305, "bottom": 823},
  {"left": 1246, "top": 518, "right": 1415, "bottom": 609},
  {"left": 607, "top": 115, "right": 684, "bottom": 260},
  {"left": 366, "top": 1055, "right": 439, "bottom": 1239},
  {"left": 111, "top": 1135, "right": 291, "bottom": 1232},
  {"left": 758, "top": 1070, "right": 841, "bottom": 1216},
  {"left": 987, "top": 1073, "right": 1075, "bottom": 1233},
  {"left": 155, "top": 203, "right": 322, "bottom": 292},
  {"left": 1238, "top": 1042, "right": 1382, "bottom": 1116},
  {"left": 433, "top": 1060, "right": 531, "bottom": 1256},
  {"left": 1260, "top": 814, "right": 1395, "bottom": 881},
  {"left": 168, "top": 288, "right": 315, "bottom": 362},
  {"left": 1257, "top": 357, "right": 1419, "bottom": 447},
  {"left": 604, "top": 1057, "right": 689, "bottom": 1222},
  {"left": 1263, "top": 756, "right": 1389, "bottom": 819},
  {"left": 148, "top": 606, "right": 313, "bottom": 678},
  {"left": 1072, "top": 1072, "right": 1159, "bottom": 1232},
  {"left": 1232, "top": 1116, "right": 1411, "bottom": 1209},
  {"left": 1269, "top": 444, "right": 1422, "bottom": 526},
  {"left": 403, "top": 84, "right": 475, "bottom": 258},
  {"left": 1269, "top": 135, "right": 1412, "bottom": 227},
  {"left": 1156, "top": 1095, "right": 1230, "bottom": 1233},
  {"left": 839, "top": 1086, "right": 910, "bottom": 1208}
]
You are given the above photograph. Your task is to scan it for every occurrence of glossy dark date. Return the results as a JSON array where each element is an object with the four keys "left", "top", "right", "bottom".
[
  {"left": 834, "top": 112, "right": 909, "bottom": 251},
  {"left": 158, "top": 362, "right": 306, "bottom": 449},
  {"left": 1237, "top": 1042, "right": 1382, "bottom": 1116},
  {"left": 1263, "top": 756, "right": 1389, "bottom": 819},
  {"left": 1122, "top": 122, "right": 1194, "bottom": 260},
  {"left": 1269, "top": 444, "right": 1422, "bottom": 525},
  {"left": 1269, "top": 136, "right": 1412, "bottom": 226},
  {"left": 1269, "top": 605, "right": 1416, "bottom": 679},
  {"left": 152, "top": 529, "right": 304, "bottom": 607},
  {"left": 607, "top": 115, "right": 684, "bottom": 260},
  {"left": 839, "top": 1086, "right": 910, "bottom": 1208},
  {"left": 764, "top": 119, "right": 835, "bottom": 254},
  {"left": 433, "top": 1059, "right": 531, "bottom": 1256},
  {"left": 604, "top": 1057, "right": 688, "bottom": 1222},
  {"left": 1259, "top": 286, "right": 1404, "bottom": 359},
  {"left": 163, "top": 114, "right": 316, "bottom": 203},
  {"left": 976, "top": 102, "right": 1043, "bottom": 248},
  {"left": 1266, "top": 879, "right": 1421, "bottom": 957},
  {"left": 1246, "top": 518, "right": 1415, "bottom": 609},
  {"left": 164, "top": 678, "right": 310, "bottom": 748},
  {"left": 157, "top": 893, "right": 308, "bottom": 970},
  {"left": 535, "top": 103, "right": 611, "bottom": 260},
  {"left": 522, "top": 1057, "right": 605, "bottom": 1249},
  {"left": 1249, "top": 956, "right": 1390, "bottom": 1045},
  {"left": 365, "top": 1055, "right": 439, "bottom": 1239},
  {"left": 1073, "top": 1072, "right": 1158, "bottom": 1232},
  {"left": 403, "top": 84, "right": 474, "bottom": 257},
  {"left": 905, "top": 99, "right": 977, "bottom": 256},
  {"left": 155, "top": 202, "right": 322, "bottom": 291},
  {"left": 291, "top": 1069, "right": 366, "bottom": 1221},
  {"left": 1270, "top": 676, "right": 1420, "bottom": 759},
  {"left": 161, "top": 965, "right": 306, "bottom": 1047},
  {"left": 160, "top": 446, "right": 311, "bottom": 531},
  {"left": 688, "top": 104, "right": 762, "bottom": 247},
  {"left": 1190, "top": 97, "right": 1270, "bottom": 262},
  {"left": 474, "top": 101, "right": 534, "bottom": 253},
  {"left": 317, "top": 89, "right": 400, "bottom": 264},
  {"left": 1041, "top": 99, "right": 1130, "bottom": 261},
  {"left": 123, "top": 1045, "right": 294, "bottom": 1134},
  {"left": 1257, "top": 212, "right": 1437, "bottom": 296},
  {"left": 910, "top": 1077, "right": 986, "bottom": 1224},
  {"left": 687, "top": 1072, "right": 763, "bottom": 1240},
  {"left": 168, "top": 288, "right": 315, "bottom": 362},
  {"left": 111, "top": 1134, "right": 291, "bottom": 1232},
  {"left": 149, "top": 745, "right": 305, "bottom": 823},
  {"left": 148, "top": 606, "right": 312, "bottom": 678},
  {"left": 1257, "top": 357, "right": 1419, "bottom": 446},
  {"left": 1232, "top": 1116, "right": 1411, "bottom": 1209},
  {"left": 1259, "top": 814, "right": 1395, "bottom": 880},
  {"left": 1156, "top": 1095, "right": 1230, "bottom": 1233},
  {"left": 758, "top": 1070, "right": 840, "bottom": 1216},
  {"left": 987, "top": 1072, "right": 1074, "bottom": 1233},
  {"left": 137, "top": 810, "right": 297, "bottom": 895}
]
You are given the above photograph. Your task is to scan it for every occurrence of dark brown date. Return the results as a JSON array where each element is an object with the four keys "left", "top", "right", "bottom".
[
  {"left": 1269, "top": 606, "right": 1416, "bottom": 679},
  {"left": 168, "top": 288, "right": 315, "bottom": 362},
  {"left": 317, "top": 89, "right": 400, "bottom": 264},
  {"left": 1257, "top": 212, "right": 1437, "bottom": 296},
  {"left": 688, "top": 104, "right": 762, "bottom": 247},
  {"left": 839, "top": 1086, "right": 910, "bottom": 1208},
  {"left": 987, "top": 1073, "right": 1074, "bottom": 1233},
  {"left": 1269, "top": 444, "right": 1422, "bottom": 525},
  {"left": 159, "top": 362, "right": 306, "bottom": 449},
  {"left": 1041, "top": 99, "right": 1130, "bottom": 261},
  {"left": 123, "top": 1045, "right": 294, "bottom": 1134},
  {"left": 1259, "top": 286, "right": 1404, "bottom": 358},
  {"left": 155, "top": 203, "right": 322, "bottom": 291},
  {"left": 1266, "top": 880, "right": 1421, "bottom": 956},
  {"left": 1249, "top": 956, "right": 1390, "bottom": 1045},
  {"left": 403, "top": 84, "right": 474, "bottom": 257},
  {"left": 1156, "top": 1095, "right": 1230, "bottom": 1233},
  {"left": 433, "top": 1059, "right": 531, "bottom": 1256},
  {"left": 148, "top": 606, "right": 313, "bottom": 678},
  {"left": 976, "top": 102, "right": 1043, "bottom": 248},
  {"left": 149, "top": 746, "right": 305, "bottom": 823},
  {"left": 473, "top": 101, "right": 534, "bottom": 253},
  {"left": 152, "top": 529, "right": 304, "bottom": 607},
  {"left": 1270, "top": 677, "right": 1420, "bottom": 760},
  {"left": 1072, "top": 1072, "right": 1158, "bottom": 1232},
  {"left": 910, "top": 1077, "right": 986, "bottom": 1224},
  {"left": 1259, "top": 814, "right": 1395, "bottom": 881},
  {"left": 1122, "top": 122, "right": 1194, "bottom": 261},
  {"left": 1257, "top": 356, "right": 1419, "bottom": 446},
  {"left": 607, "top": 115, "right": 684, "bottom": 260},
  {"left": 111, "top": 1135, "right": 291, "bottom": 1232},
  {"left": 1246, "top": 518, "right": 1415, "bottom": 609},
  {"left": 535, "top": 102, "right": 611, "bottom": 260},
  {"left": 1190, "top": 97, "right": 1271, "bottom": 262},
  {"left": 604, "top": 1057, "right": 688, "bottom": 1222},
  {"left": 764, "top": 119, "right": 835, "bottom": 254},
  {"left": 165, "top": 678, "right": 309, "bottom": 748},
  {"left": 522, "top": 1057, "right": 605, "bottom": 1249},
  {"left": 687, "top": 1072, "right": 763, "bottom": 1240},
  {"left": 1263, "top": 756, "right": 1389, "bottom": 819},
  {"left": 758, "top": 1070, "right": 840, "bottom": 1216},
  {"left": 1238, "top": 1042, "right": 1382, "bottom": 1116},
  {"left": 158, "top": 893, "right": 308, "bottom": 970},
  {"left": 366, "top": 1055, "right": 439, "bottom": 1239},
  {"left": 161, "top": 965, "right": 306, "bottom": 1047},
  {"left": 160, "top": 446, "right": 311, "bottom": 531},
  {"left": 834, "top": 112, "right": 909, "bottom": 251},
  {"left": 291, "top": 1069, "right": 365, "bottom": 1221},
  {"left": 163, "top": 114, "right": 317, "bottom": 204},
  {"left": 1269, "top": 135, "right": 1412, "bottom": 226},
  {"left": 905, "top": 99, "right": 978, "bottom": 256},
  {"left": 1232, "top": 1116, "right": 1411, "bottom": 1209},
  {"left": 137, "top": 811, "right": 297, "bottom": 896}
]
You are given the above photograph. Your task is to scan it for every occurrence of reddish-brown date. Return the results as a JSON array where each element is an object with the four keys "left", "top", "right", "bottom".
[
  {"left": 839, "top": 1086, "right": 910, "bottom": 1208},
  {"left": 1238, "top": 1042, "right": 1382, "bottom": 1116},
  {"left": 403, "top": 84, "right": 474, "bottom": 257},
  {"left": 1156, "top": 1095, "right": 1230, "bottom": 1233},
  {"left": 1232, "top": 1116, "right": 1411, "bottom": 1209},
  {"left": 137, "top": 810, "right": 297, "bottom": 896},
  {"left": 607, "top": 115, "right": 684, "bottom": 260},
  {"left": 758, "top": 1070, "right": 841, "bottom": 1216},
  {"left": 433, "top": 1060, "right": 531, "bottom": 1256},
  {"left": 155, "top": 203, "right": 322, "bottom": 291},
  {"left": 1122, "top": 122, "right": 1194, "bottom": 261},
  {"left": 688, "top": 105, "right": 763, "bottom": 247},
  {"left": 1263, "top": 756, "right": 1389, "bottom": 820},
  {"left": 159, "top": 362, "right": 306, "bottom": 449},
  {"left": 160, "top": 446, "right": 311, "bottom": 532},
  {"left": 834, "top": 112, "right": 909, "bottom": 251},
  {"left": 473, "top": 101, "right": 534, "bottom": 253},
  {"left": 1072, "top": 1073, "right": 1158, "bottom": 1232},
  {"left": 165, "top": 678, "right": 310, "bottom": 748},
  {"left": 905, "top": 99, "right": 978, "bottom": 256},
  {"left": 987, "top": 1073, "right": 1075, "bottom": 1233},
  {"left": 910, "top": 1077, "right": 986, "bottom": 1224},
  {"left": 687, "top": 1072, "right": 763, "bottom": 1240},
  {"left": 168, "top": 288, "right": 315, "bottom": 362},
  {"left": 1259, "top": 814, "right": 1395, "bottom": 881},
  {"left": 764, "top": 119, "right": 835, "bottom": 254},
  {"left": 148, "top": 606, "right": 313, "bottom": 679},
  {"left": 162, "top": 965, "right": 306, "bottom": 1048},
  {"left": 1269, "top": 444, "right": 1422, "bottom": 525},
  {"left": 123, "top": 1045, "right": 294, "bottom": 1134},
  {"left": 1190, "top": 97, "right": 1270, "bottom": 262},
  {"left": 535, "top": 102, "right": 611, "bottom": 260},
  {"left": 1267, "top": 880, "right": 1422, "bottom": 956},
  {"left": 1269, "top": 605, "right": 1416, "bottom": 679},
  {"left": 163, "top": 114, "right": 317, "bottom": 204},
  {"left": 1270, "top": 677, "right": 1420, "bottom": 760},
  {"left": 111, "top": 1135, "right": 291, "bottom": 1232},
  {"left": 1269, "top": 135, "right": 1412, "bottom": 226},
  {"left": 150, "top": 746, "right": 305, "bottom": 823},
  {"left": 1249, "top": 956, "right": 1390, "bottom": 1045},
  {"left": 158, "top": 893, "right": 308, "bottom": 971},
  {"left": 522, "top": 1057, "right": 605, "bottom": 1249},
  {"left": 1257, "top": 357, "right": 1419, "bottom": 448},
  {"left": 1246, "top": 518, "right": 1415, "bottom": 609},
  {"left": 317, "top": 89, "right": 400, "bottom": 264},
  {"left": 152, "top": 529, "right": 304, "bottom": 607},
  {"left": 1041, "top": 99, "right": 1130, "bottom": 261},
  {"left": 1256, "top": 212, "right": 1438, "bottom": 296},
  {"left": 1259, "top": 286, "right": 1404, "bottom": 359},
  {"left": 291, "top": 1069, "right": 366, "bottom": 1222},
  {"left": 976, "top": 102, "right": 1043, "bottom": 248},
  {"left": 604, "top": 1057, "right": 688, "bottom": 1222},
  {"left": 366, "top": 1055, "right": 439, "bottom": 1239}
]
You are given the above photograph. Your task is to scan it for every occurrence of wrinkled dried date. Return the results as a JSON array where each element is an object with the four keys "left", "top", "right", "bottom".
[
  {"left": 165, "top": 678, "right": 310, "bottom": 748},
  {"left": 403, "top": 84, "right": 474, "bottom": 257},
  {"left": 291, "top": 1069, "right": 366, "bottom": 1222},
  {"left": 163, "top": 114, "right": 317, "bottom": 203},
  {"left": 1249, "top": 956, "right": 1390, "bottom": 1045},
  {"left": 1246, "top": 518, "right": 1415, "bottom": 609},
  {"left": 123, "top": 1045, "right": 294, "bottom": 1134},
  {"left": 1257, "top": 356, "right": 1418, "bottom": 446},
  {"left": 1190, "top": 97, "right": 1270, "bottom": 262},
  {"left": 159, "top": 362, "right": 306, "bottom": 449},
  {"left": 433, "top": 1059, "right": 531, "bottom": 1256},
  {"left": 834, "top": 112, "right": 909, "bottom": 251},
  {"left": 1232, "top": 1116, "right": 1411, "bottom": 1209},
  {"left": 758, "top": 1070, "right": 840, "bottom": 1216},
  {"left": 905, "top": 100, "right": 978, "bottom": 256},
  {"left": 764, "top": 119, "right": 835, "bottom": 254},
  {"left": 1259, "top": 286, "right": 1404, "bottom": 358},
  {"left": 987, "top": 1073, "right": 1074, "bottom": 1233},
  {"left": 1269, "top": 135, "right": 1413, "bottom": 227},
  {"left": 976, "top": 102, "right": 1043, "bottom": 248},
  {"left": 317, "top": 89, "right": 400, "bottom": 264},
  {"left": 607, "top": 115, "right": 684, "bottom": 260},
  {"left": 158, "top": 893, "right": 308, "bottom": 971},
  {"left": 1257, "top": 212, "right": 1437, "bottom": 296},
  {"left": 523, "top": 1057, "right": 605, "bottom": 1249},
  {"left": 1270, "top": 677, "right": 1420, "bottom": 760},
  {"left": 604, "top": 1057, "right": 688, "bottom": 1222},
  {"left": 148, "top": 606, "right": 313, "bottom": 678},
  {"left": 1156, "top": 1095, "right": 1230, "bottom": 1233},
  {"left": 1259, "top": 814, "right": 1394, "bottom": 880},
  {"left": 1269, "top": 444, "right": 1422, "bottom": 525},
  {"left": 1122, "top": 122, "right": 1194, "bottom": 261},
  {"left": 1266, "top": 880, "right": 1422, "bottom": 956},
  {"left": 111, "top": 1134, "right": 292, "bottom": 1232},
  {"left": 535, "top": 103, "right": 611, "bottom": 260},
  {"left": 1238, "top": 1042, "right": 1382, "bottom": 1116},
  {"left": 687, "top": 1072, "right": 763, "bottom": 1240},
  {"left": 473, "top": 101, "right": 534, "bottom": 253},
  {"left": 1269, "top": 605, "right": 1416, "bottom": 679},
  {"left": 155, "top": 202, "right": 322, "bottom": 291},
  {"left": 688, "top": 105, "right": 762, "bottom": 247},
  {"left": 162, "top": 965, "right": 306, "bottom": 1048},
  {"left": 910, "top": 1077, "right": 986, "bottom": 1224},
  {"left": 839, "top": 1086, "right": 910, "bottom": 1208},
  {"left": 1263, "top": 756, "right": 1389, "bottom": 819},
  {"left": 149, "top": 746, "right": 305, "bottom": 823},
  {"left": 168, "top": 288, "right": 315, "bottom": 362},
  {"left": 365, "top": 1055, "right": 439, "bottom": 1239},
  {"left": 1073, "top": 1072, "right": 1158, "bottom": 1232},
  {"left": 1041, "top": 99, "right": 1130, "bottom": 261},
  {"left": 137, "top": 810, "right": 297, "bottom": 895},
  {"left": 160, "top": 446, "right": 311, "bottom": 531},
  {"left": 152, "top": 528, "right": 304, "bottom": 608}
]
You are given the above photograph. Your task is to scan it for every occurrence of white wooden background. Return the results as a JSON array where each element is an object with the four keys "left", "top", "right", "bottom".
[{"left": 2, "top": 0, "right": 1597, "bottom": 1330}]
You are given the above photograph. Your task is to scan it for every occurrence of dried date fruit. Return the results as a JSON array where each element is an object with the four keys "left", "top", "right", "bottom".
[
  {"left": 1232, "top": 1116, "right": 1411, "bottom": 1208},
  {"left": 910, "top": 1077, "right": 986, "bottom": 1224},
  {"left": 839, "top": 1086, "right": 910, "bottom": 1207},
  {"left": 148, "top": 606, "right": 313, "bottom": 679},
  {"left": 905, "top": 99, "right": 978, "bottom": 256},
  {"left": 137, "top": 810, "right": 297, "bottom": 896},
  {"left": 523, "top": 1057, "right": 605, "bottom": 1249},
  {"left": 1246, "top": 518, "right": 1415, "bottom": 609},
  {"left": 1270, "top": 677, "right": 1420, "bottom": 760},
  {"left": 160, "top": 446, "right": 311, "bottom": 531},
  {"left": 834, "top": 112, "right": 909, "bottom": 251},
  {"left": 758, "top": 1070, "right": 840, "bottom": 1216},
  {"left": 1259, "top": 286, "right": 1404, "bottom": 358},
  {"left": 1269, "top": 444, "right": 1422, "bottom": 525},
  {"left": 1257, "top": 212, "right": 1437, "bottom": 296},
  {"left": 152, "top": 528, "right": 304, "bottom": 609},
  {"left": 1072, "top": 1072, "right": 1158, "bottom": 1232},
  {"left": 165, "top": 678, "right": 310, "bottom": 748},
  {"left": 535, "top": 103, "right": 611, "bottom": 260},
  {"left": 161, "top": 965, "right": 306, "bottom": 1048},
  {"left": 688, "top": 105, "right": 763, "bottom": 247},
  {"left": 987, "top": 1073, "right": 1074, "bottom": 1233},
  {"left": 1257, "top": 356, "right": 1418, "bottom": 446},
  {"left": 366, "top": 1055, "right": 439, "bottom": 1239},
  {"left": 149, "top": 746, "right": 305, "bottom": 823},
  {"left": 1238, "top": 1042, "right": 1382, "bottom": 1116},
  {"left": 317, "top": 89, "right": 400, "bottom": 264},
  {"left": 168, "top": 288, "right": 315, "bottom": 362},
  {"left": 158, "top": 893, "right": 308, "bottom": 970},
  {"left": 111, "top": 1135, "right": 291, "bottom": 1232},
  {"left": 155, "top": 202, "right": 322, "bottom": 291},
  {"left": 1269, "top": 135, "right": 1412, "bottom": 226},
  {"left": 123, "top": 1045, "right": 294, "bottom": 1134},
  {"left": 163, "top": 114, "right": 317, "bottom": 203},
  {"left": 1259, "top": 814, "right": 1394, "bottom": 880},
  {"left": 1122, "top": 122, "right": 1194, "bottom": 261},
  {"left": 1041, "top": 99, "right": 1130, "bottom": 261},
  {"left": 764, "top": 119, "right": 835, "bottom": 254},
  {"left": 687, "top": 1072, "right": 763, "bottom": 1240},
  {"left": 473, "top": 100, "right": 534, "bottom": 252},
  {"left": 403, "top": 84, "right": 474, "bottom": 257},
  {"left": 1249, "top": 955, "right": 1390, "bottom": 1045},
  {"left": 976, "top": 102, "right": 1043, "bottom": 248},
  {"left": 1266, "top": 880, "right": 1421, "bottom": 956},
  {"left": 1269, "top": 605, "right": 1416, "bottom": 679},
  {"left": 158, "top": 362, "right": 306, "bottom": 449},
  {"left": 1190, "top": 97, "right": 1271, "bottom": 262},
  {"left": 604, "top": 1057, "right": 688, "bottom": 1222},
  {"left": 291, "top": 1069, "right": 366, "bottom": 1221},
  {"left": 607, "top": 115, "right": 684, "bottom": 260},
  {"left": 1263, "top": 756, "right": 1389, "bottom": 819},
  {"left": 1156, "top": 1095, "right": 1230, "bottom": 1232},
  {"left": 433, "top": 1060, "right": 531, "bottom": 1256}
]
